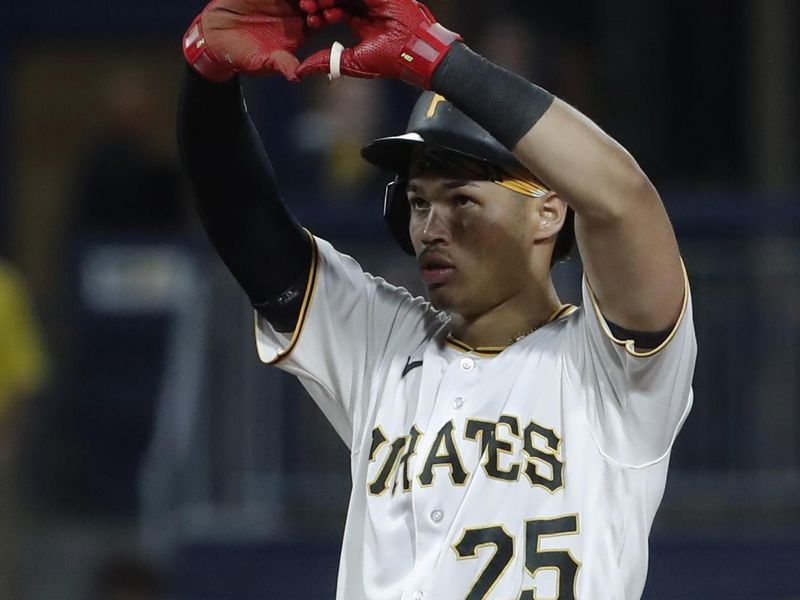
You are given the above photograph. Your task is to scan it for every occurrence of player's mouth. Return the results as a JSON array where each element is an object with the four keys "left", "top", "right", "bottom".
[{"left": 419, "top": 251, "right": 456, "bottom": 286}]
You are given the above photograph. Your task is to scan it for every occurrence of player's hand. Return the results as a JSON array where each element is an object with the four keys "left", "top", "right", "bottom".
[
  {"left": 295, "top": 0, "right": 462, "bottom": 89},
  {"left": 183, "top": 0, "right": 308, "bottom": 82},
  {"left": 298, "top": 0, "right": 348, "bottom": 28}
]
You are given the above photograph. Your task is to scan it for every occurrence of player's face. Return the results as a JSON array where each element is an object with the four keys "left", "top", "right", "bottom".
[{"left": 407, "top": 173, "right": 545, "bottom": 317}]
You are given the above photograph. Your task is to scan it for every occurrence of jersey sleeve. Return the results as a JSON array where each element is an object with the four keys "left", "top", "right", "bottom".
[
  {"left": 567, "top": 264, "right": 696, "bottom": 467},
  {"left": 254, "top": 235, "right": 439, "bottom": 448}
]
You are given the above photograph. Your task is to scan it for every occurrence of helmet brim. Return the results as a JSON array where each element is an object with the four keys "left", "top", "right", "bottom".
[
  {"left": 361, "top": 132, "right": 512, "bottom": 177},
  {"left": 360, "top": 133, "right": 425, "bottom": 174}
]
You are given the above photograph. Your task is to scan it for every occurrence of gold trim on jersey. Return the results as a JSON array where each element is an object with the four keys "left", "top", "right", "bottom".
[
  {"left": 264, "top": 229, "right": 320, "bottom": 365},
  {"left": 551, "top": 304, "right": 578, "bottom": 321},
  {"left": 446, "top": 336, "right": 505, "bottom": 356},
  {"left": 586, "top": 260, "right": 690, "bottom": 358},
  {"left": 445, "top": 304, "right": 578, "bottom": 356}
]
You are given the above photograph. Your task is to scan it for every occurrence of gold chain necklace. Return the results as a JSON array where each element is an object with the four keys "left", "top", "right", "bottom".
[
  {"left": 507, "top": 305, "right": 569, "bottom": 344},
  {"left": 508, "top": 322, "right": 546, "bottom": 344}
]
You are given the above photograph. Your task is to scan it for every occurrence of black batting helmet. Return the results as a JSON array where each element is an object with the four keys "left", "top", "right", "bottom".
[{"left": 361, "top": 91, "right": 574, "bottom": 262}]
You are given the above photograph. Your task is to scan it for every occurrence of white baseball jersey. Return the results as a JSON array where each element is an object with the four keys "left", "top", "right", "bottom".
[{"left": 255, "top": 235, "right": 696, "bottom": 600}]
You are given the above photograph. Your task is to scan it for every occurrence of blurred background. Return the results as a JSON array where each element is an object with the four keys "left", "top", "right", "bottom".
[{"left": 0, "top": 0, "right": 798, "bottom": 598}]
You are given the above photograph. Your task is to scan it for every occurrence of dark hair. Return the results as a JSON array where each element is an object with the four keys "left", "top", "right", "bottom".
[{"left": 408, "top": 146, "right": 508, "bottom": 181}]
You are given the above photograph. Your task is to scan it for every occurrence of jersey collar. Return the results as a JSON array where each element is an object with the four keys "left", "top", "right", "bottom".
[{"left": 445, "top": 304, "right": 577, "bottom": 356}]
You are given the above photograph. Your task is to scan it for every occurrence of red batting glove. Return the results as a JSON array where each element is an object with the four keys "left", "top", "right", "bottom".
[
  {"left": 300, "top": 0, "right": 347, "bottom": 27},
  {"left": 183, "top": 0, "right": 308, "bottom": 82},
  {"left": 295, "top": 0, "right": 462, "bottom": 89}
]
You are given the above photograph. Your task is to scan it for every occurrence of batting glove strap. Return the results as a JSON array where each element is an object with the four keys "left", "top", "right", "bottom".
[
  {"left": 399, "top": 20, "right": 462, "bottom": 89},
  {"left": 183, "top": 16, "right": 236, "bottom": 83}
]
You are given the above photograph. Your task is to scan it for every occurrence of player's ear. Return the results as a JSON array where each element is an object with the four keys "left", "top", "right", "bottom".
[{"left": 532, "top": 192, "right": 568, "bottom": 241}]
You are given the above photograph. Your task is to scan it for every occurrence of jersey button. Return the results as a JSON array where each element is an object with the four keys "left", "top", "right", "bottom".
[
  {"left": 459, "top": 357, "right": 475, "bottom": 371},
  {"left": 430, "top": 509, "right": 444, "bottom": 523},
  {"left": 452, "top": 397, "right": 464, "bottom": 409},
  {"left": 413, "top": 592, "right": 425, "bottom": 600}
]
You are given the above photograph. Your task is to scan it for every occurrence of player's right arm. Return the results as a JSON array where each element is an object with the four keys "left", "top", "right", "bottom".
[
  {"left": 179, "top": 0, "right": 441, "bottom": 446},
  {"left": 178, "top": 0, "right": 313, "bottom": 332}
]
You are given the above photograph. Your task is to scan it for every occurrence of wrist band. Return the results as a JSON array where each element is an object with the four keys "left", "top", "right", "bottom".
[
  {"left": 183, "top": 16, "right": 235, "bottom": 83},
  {"left": 328, "top": 41, "right": 345, "bottom": 81},
  {"left": 399, "top": 21, "right": 462, "bottom": 89}
]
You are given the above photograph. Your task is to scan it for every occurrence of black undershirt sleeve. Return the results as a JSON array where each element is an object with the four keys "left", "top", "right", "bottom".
[
  {"left": 606, "top": 320, "right": 673, "bottom": 351},
  {"left": 177, "top": 66, "right": 310, "bottom": 332}
]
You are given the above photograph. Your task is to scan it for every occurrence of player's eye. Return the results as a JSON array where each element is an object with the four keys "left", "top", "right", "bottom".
[
  {"left": 408, "top": 196, "right": 430, "bottom": 211},
  {"left": 453, "top": 194, "right": 477, "bottom": 208}
]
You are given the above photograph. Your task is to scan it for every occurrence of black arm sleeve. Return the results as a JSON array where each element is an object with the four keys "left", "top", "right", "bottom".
[
  {"left": 431, "top": 43, "right": 554, "bottom": 151},
  {"left": 177, "top": 66, "right": 311, "bottom": 331}
]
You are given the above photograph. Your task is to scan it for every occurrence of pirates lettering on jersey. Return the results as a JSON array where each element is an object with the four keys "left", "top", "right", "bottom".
[
  {"left": 419, "top": 420, "right": 470, "bottom": 487},
  {"left": 368, "top": 426, "right": 408, "bottom": 496},
  {"left": 393, "top": 425, "right": 422, "bottom": 494},
  {"left": 367, "top": 417, "right": 565, "bottom": 496},
  {"left": 464, "top": 415, "right": 522, "bottom": 482},
  {"left": 522, "top": 420, "right": 565, "bottom": 493}
]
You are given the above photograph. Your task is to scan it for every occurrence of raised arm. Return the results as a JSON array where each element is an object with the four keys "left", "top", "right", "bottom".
[
  {"left": 520, "top": 101, "right": 683, "bottom": 332},
  {"left": 178, "top": 0, "right": 313, "bottom": 331},
  {"left": 297, "top": 0, "right": 684, "bottom": 334},
  {"left": 431, "top": 44, "right": 684, "bottom": 333}
]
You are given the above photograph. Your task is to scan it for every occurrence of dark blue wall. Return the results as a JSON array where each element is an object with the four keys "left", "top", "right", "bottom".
[
  {"left": 6, "top": 0, "right": 196, "bottom": 38},
  {"left": 174, "top": 539, "right": 800, "bottom": 600}
]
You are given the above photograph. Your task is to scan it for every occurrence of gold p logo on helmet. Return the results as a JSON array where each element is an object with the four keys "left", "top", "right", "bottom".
[{"left": 426, "top": 94, "right": 447, "bottom": 118}]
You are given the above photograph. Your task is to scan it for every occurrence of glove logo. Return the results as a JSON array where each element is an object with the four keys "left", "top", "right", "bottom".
[{"left": 401, "top": 53, "right": 415, "bottom": 63}]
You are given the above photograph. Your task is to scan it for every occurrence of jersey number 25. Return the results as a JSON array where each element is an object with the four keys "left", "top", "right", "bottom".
[{"left": 453, "top": 514, "right": 580, "bottom": 600}]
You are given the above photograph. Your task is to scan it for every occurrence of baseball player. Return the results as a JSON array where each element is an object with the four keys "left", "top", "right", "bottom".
[{"left": 178, "top": 0, "right": 696, "bottom": 598}]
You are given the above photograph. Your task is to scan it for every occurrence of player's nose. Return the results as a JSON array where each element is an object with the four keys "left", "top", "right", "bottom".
[{"left": 421, "top": 206, "right": 452, "bottom": 246}]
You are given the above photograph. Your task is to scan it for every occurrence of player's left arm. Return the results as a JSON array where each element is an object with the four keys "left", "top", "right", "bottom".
[
  {"left": 512, "top": 99, "right": 684, "bottom": 334},
  {"left": 431, "top": 33, "right": 684, "bottom": 335},
  {"left": 434, "top": 46, "right": 685, "bottom": 333},
  {"left": 296, "top": 0, "right": 684, "bottom": 335}
]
